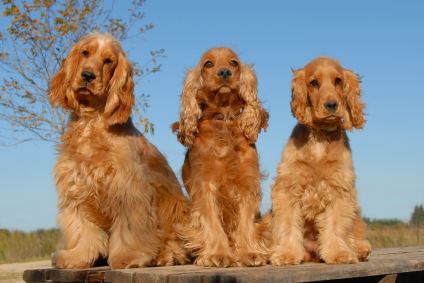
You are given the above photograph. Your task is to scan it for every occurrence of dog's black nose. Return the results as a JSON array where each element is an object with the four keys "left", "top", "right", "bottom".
[
  {"left": 81, "top": 71, "right": 96, "bottom": 82},
  {"left": 324, "top": 101, "right": 338, "bottom": 112},
  {"left": 217, "top": 68, "right": 232, "bottom": 79}
]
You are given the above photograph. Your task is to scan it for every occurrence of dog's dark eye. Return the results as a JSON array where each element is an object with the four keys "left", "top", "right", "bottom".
[
  {"left": 82, "top": 50, "right": 89, "bottom": 57},
  {"left": 230, "top": 60, "right": 239, "bottom": 67},
  {"left": 204, "top": 60, "right": 213, "bottom": 68},
  {"left": 335, "top": 77, "right": 342, "bottom": 85},
  {"left": 310, "top": 79, "right": 319, "bottom": 87},
  {"left": 104, "top": 58, "right": 112, "bottom": 65}
]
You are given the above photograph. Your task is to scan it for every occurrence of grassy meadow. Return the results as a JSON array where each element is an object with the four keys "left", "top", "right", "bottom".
[
  {"left": 0, "top": 222, "right": 422, "bottom": 264},
  {"left": 0, "top": 228, "right": 60, "bottom": 264},
  {"left": 366, "top": 221, "right": 424, "bottom": 249}
]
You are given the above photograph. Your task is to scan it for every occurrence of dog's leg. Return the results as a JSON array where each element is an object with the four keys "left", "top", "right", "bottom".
[
  {"left": 270, "top": 186, "right": 305, "bottom": 265},
  {"left": 316, "top": 198, "right": 358, "bottom": 264},
  {"left": 232, "top": 147, "right": 268, "bottom": 266},
  {"left": 234, "top": 191, "right": 268, "bottom": 266},
  {"left": 156, "top": 196, "right": 191, "bottom": 266},
  {"left": 156, "top": 233, "right": 190, "bottom": 266},
  {"left": 107, "top": 189, "right": 161, "bottom": 269},
  {"left": 352, "top": 210, "right": 372, "bottom": 261},
  {"left": 53, "top": 207, "right": 108, "bottom": 269},
  {"left": 190, "top": 181, "right": 236, "bottom": 267}
]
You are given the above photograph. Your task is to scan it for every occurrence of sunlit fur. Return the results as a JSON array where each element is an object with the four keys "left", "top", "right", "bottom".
[
  {"left": 49, "top": 33, "right": 190, "bottom": 269},
  {"left": 270, "top": 57, "right": 371, "bottom": 265},
  {"left": 177, "top": 48, "right": 268, "bottom": 147},
  {"left": 174, "top": 48, "right": 269, "bottom": 267}
]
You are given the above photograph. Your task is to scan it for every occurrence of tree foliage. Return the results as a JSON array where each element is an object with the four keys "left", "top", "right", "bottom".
[
  {"left": 363, "top": 217, "right": 405, "bottom": 227},
  {"left": 0, "top": 0, "right": 164, "bottom": 144},
  {"left": 410, "top": 204, "right": 424, "bottom": 226}
]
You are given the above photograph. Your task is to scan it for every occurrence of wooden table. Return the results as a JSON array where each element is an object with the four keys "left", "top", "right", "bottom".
[{"left": 23, "top": 246, "right": 424, "bottom": 283}]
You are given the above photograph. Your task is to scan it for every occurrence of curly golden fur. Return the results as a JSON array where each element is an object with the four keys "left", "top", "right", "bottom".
[
  {"left": 174, "top": 48, "right": 269, "bottom": 267},
  {"left": 177, "top": 48, "right": 268, "bottom": 146},
  {"left": 49, "top": 33, "right": 189, "bottom": 269},
  {"left": 270, "top": 57, "right": 371, "bottom": 265}
]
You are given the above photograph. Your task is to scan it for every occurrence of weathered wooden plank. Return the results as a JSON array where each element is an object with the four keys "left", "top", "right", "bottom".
[
  {"left": 104, "top": 246, "right": 424, "bottom": 283},
  {"left": 23, "top": 266, "right": 109, "bottom": 283},
  {"left": 23, "top": 246, "right": 424, "bottom": 283},
  {"left": 22, "top": 268, "right": 46, "bottom": 283},
  {"left": 133, "top": 258, "right": 424, "bottom": 283}
]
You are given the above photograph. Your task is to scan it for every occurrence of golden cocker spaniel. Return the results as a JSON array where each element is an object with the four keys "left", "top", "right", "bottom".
[
  {"left": 49, "top": 33, "right": 189, "bottom": 269},
  {"left": 270, "top": 57, "right": 371, "bottom": 265},
  {"left": 173, "top": 48, "right": 269, "bottom": 267}
]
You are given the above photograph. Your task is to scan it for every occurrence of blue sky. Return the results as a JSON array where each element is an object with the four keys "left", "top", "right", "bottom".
[{"left": 1, "top": 0, "right": 423, "bottom": 231}]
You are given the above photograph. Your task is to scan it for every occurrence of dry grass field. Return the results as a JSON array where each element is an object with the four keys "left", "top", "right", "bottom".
[
  {"left": 0, "top": 229, "right": 60, "bottom": 264},
  {"left": 367, "top": 223, "right": 424, "bottom": 248}
]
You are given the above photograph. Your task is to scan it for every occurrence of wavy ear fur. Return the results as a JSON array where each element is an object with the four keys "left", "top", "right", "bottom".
[
  {"left": 104, "top": 51, "right": 135, "bottom": 126},
  {"left": 343, "top": 70, "right": 365, "bottom": 130},
  {"left": 178, "top": 67, "right": 202, "bottom": 147},
  {"left": 49, "top": 47, "right": 80, "bottom": 111},
  {"left": 290, "top": 69, "right": 312, "bottom": 126},
  {"left": 238, "top": 64, "right": 268, "bottom": 144}
]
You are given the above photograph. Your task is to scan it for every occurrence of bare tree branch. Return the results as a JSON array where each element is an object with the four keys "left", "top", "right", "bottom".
[{"left": 0, "top": 0, "right": 160, "bottom": 145}]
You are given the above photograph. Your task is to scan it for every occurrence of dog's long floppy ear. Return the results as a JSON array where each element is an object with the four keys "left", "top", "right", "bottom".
[
  {"left": 49, "top": 45, "right": 80, "bottom": 111},
  {"left": 342, "top": 69, "right": 365, "bottom": 130},
  {"left": 177, "top": 66, "right": 202, "bottom": 147},
  {"left": 104, "top": 50, "right": 135, "bottom": 126},
  {"left": 291, "top": 69, "right": 312, "bottom": 126},
  {"left": 238, "top": 64, "right": 269, "bottom": 144}
]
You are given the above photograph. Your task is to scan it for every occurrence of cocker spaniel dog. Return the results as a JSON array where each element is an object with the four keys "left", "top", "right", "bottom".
[
  {"left": 270, "top": 57, "right": 371, "bottom": 265},
  {"left": 49, "top": 33, "right": 189, "bottom": 269},
  {"left": 173, "top": 48, "right": 269, "bottom": 267}
]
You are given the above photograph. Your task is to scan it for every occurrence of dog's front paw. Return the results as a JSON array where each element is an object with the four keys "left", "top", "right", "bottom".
[
  {"left": 270, "top": 250, "right": 303, "bottom": 266},
  {"left": 322, "top": 248, "right": 358, "bottom": 264},
  {"left": 108, "top": 253, "right": 154, "bottom": 269},
  {"left": 356, "top": 240, "right": 372, "bottom": 262},
  {"left": 156, "top": 249, "right": 190, "bottom": 266},
  {"left": 237, "top": 252, "right": 268, "bottom": 266},
  {"left": 52, "top": 250, "right": 93, "bottom": 269},
  {"left": 195, "top": 253, "right": 236, "bottom": 267}
]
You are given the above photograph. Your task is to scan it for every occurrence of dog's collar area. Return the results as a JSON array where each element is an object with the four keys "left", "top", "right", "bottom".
[
  {"left": 308, "top": 124, "right": 339, "bottom": 133},
  {"left": 200, "top": 112, "right": 241, "bottom": 122},
  {"left": 212, "top": 113, "right": 236, "bottom": 121},
  {"left": 323, "top": 126, "right": 338, "bottom": 132}
]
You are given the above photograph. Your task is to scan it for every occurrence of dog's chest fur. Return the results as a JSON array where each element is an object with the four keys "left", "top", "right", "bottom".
[
  {"left": 55, "top": 117, "right": 132, "bottom": 226},
  {"left": 287, "top": 126, "right": 355, "bottom": 220},
  {"left": 299, "top": 140, "right": 336, "bottom": 219}
]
